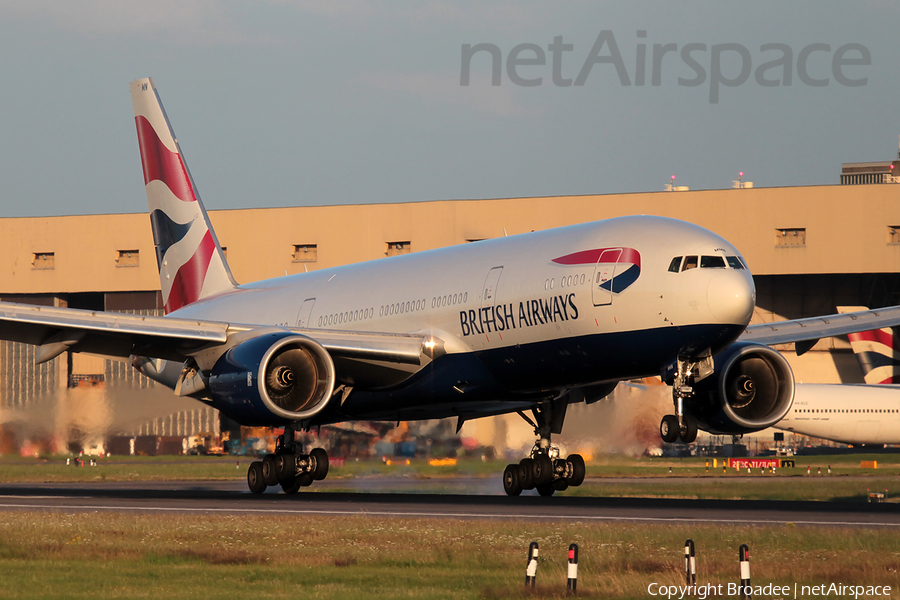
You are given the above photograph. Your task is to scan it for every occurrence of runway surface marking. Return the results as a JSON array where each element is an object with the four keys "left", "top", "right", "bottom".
[{"left": 0, "top": 501, "right": 897, "bottom": 527}]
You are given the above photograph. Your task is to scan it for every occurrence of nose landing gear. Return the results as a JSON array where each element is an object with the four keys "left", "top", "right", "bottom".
[{"left": 660, "top": 353, "right": 712, "bottom": 444}]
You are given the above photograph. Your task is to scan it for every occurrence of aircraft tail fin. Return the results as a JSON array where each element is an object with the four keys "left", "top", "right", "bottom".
[
  {"left": 837, "top": 306, "right": 900, "bottom": 384},
  {"left": 130, "top": 78, "right": 237, "bottom": 314}
]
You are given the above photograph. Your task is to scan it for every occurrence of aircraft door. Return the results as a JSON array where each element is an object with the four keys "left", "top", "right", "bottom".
[
  {"left": 482, "top": 266, "right": 503, "bottom": 307},
  {"left": 592, "top": 249, "right": 622, "bottom": 306},
  {"left": 296, "top": 298, "right": 316, "bottom": 327}
]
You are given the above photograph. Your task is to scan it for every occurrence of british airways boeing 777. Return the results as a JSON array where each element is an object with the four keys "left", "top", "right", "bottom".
[{"left": 1, "top": 78, "right": 899, "bottom": 495}]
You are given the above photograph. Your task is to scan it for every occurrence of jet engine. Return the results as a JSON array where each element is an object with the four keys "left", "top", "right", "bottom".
[
  {"left": 207, "top": 332, "right": 336, "bottom": 426},
  {"left": 688, "top": 342, "right": 794, "bottom": 435}
]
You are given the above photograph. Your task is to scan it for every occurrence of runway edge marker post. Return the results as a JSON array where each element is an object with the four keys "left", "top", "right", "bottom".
[
  {"left": 739, "top": 544, "right": 751, "bottom": 599},
  {"left": 684, "top": 539, "right": 696, "bottom": 585},
  {"left": 567, "top": 543, "right": 578, "bottom": 595},
  {"left": 525, "top": 541, "right": 539, "bottom": 588}
]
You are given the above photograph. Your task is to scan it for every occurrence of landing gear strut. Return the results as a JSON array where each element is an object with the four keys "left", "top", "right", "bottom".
[
  {"left": 660, "top": 354, "right": 711, "bottom": 444},
  {"left": 247, "top": 426, "right": 329, "bottom": 495},
  {"left": 502, "top": 401, "right": 586, "bottom": 497}
]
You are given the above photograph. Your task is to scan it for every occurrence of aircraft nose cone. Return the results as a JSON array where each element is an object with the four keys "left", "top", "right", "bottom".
[{"left": 707, "top": 271, "right": 755, "bottom": 325}]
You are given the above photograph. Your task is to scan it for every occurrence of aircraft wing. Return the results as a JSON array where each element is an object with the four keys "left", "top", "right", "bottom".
[
  {"left": 0, "top": 301, "right": 437, "bottom": 367},
  {"left": 740, "top": 305, "right": 900, "bottom": 354}
]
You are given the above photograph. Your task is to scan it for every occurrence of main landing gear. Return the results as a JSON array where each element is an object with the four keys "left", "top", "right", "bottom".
[
  {"left": 502, "top": 402, "right": 586, "bottom": 497},
  {"left": 247, "top": 427, "right": 329, "bottom": 495}
]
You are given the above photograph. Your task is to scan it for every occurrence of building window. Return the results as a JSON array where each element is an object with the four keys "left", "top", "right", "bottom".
[
  {"left": 32, "top": 252, "right": 54, "bottom": 269},
  {"left": 292, "top": 244, "right": 317, "bottom": 262},
  {"left": 386, "top": 241, "right": 411, "bottom": 256},
  {"left": 116, "top": 249, "right": 139, "bottom": 267},
  {"left": 889, "top": 227, "right": 900, "bottom": 245},
  {"left": 775, "top": 228, "right": 806, "bottom": 247}
]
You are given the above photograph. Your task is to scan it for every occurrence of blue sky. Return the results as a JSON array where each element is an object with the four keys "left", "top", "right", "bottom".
[{"left": 0, "top": 1, "right": 897, "bottom": 217}]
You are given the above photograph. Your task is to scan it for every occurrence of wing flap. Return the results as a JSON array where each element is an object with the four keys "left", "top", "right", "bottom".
[{"left": 741, "top": 306, "right": 900, "bottom": 346}]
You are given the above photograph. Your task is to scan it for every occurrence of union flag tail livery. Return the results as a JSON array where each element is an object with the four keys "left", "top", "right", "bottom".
[
  {"left": 130, "top": 78, "right": 236, "bottom": 314},
  {"left": 838, "top": 306, "right": 900, "bottom": 384}
]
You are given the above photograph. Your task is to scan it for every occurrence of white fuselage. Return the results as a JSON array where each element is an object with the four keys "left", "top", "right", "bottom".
[
  {"left": 776, "top": 383, "right": 900, "bottom": 445},
  {"left": 174, "top": 216, "right": 753, "bottom": 356}
]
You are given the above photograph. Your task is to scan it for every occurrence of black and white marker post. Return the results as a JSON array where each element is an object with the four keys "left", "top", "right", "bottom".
[
  {"left": 567, "top": 544, "right": 579, "bottom": 595},
  {"left": 684, "top": 539, "right": 696, "bottom": 584},
  {"left": 739, "top": 544, "right": 751, "bottom": 599},
  {"left": 525, "top": 542, "right": 539, "bottom": 588}
]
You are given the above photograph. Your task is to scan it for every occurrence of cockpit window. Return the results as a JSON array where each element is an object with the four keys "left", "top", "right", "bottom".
[
  {"left": 700, "top": 255, "right": 726, "bottom": 269},
  {"left": 682, "top": 256, "right": 698, "bottom": 271},
  {"left": 668, "top": 257, "right": 682, "bottom": 273},
  {"left": 726, "top": 256, "right": 745, "bottom": 269}
]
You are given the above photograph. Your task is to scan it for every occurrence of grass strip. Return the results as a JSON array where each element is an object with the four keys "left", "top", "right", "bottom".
[{"left": 0, "top": 512, "right": 898, "bottom": 599}]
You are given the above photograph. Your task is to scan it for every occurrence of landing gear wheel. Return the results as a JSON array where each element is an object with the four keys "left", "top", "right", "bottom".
[
  {"left": 261, "top": 455, "right": 279, "bottom": 486},
  {"left": 275, "top": 453, "right": 294, "bottom": 481},
  {"left": 281, "top": 477, "right": 303, "bottom": 495},
  {"left": 247, "top": 461, "right": 266, "bottom": 494},
  {"left": 567, "top": 454, "right": 586, "bottom": 487},
  {"left": 536, "top": 483, "right": 555, "bottom": 497},
  {"left": 310, "top": 448, "right": 329, "bottom": 481},
  {"left": 680, "top": 415, "right": 698, "bottom": 444},
  {"left": 552, "top": 479, "right": 569, "bottom": 492},
  {"left": 660, "top": 415, "right": 680, "bottom": 443},
  {"left": 518, "top": 458, "right": 535, "bottom": 490},
  {"left": 503, "top": 464, "right": 522, "bottom": 496},
  {"left": 531, "top": 454, "right": 553, "bottom": 486},
  {"left": 297, "top": 472, "right": 314, "bottom": 487}
]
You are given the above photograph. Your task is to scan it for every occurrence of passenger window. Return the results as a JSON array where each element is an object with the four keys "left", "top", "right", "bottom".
[
  {"left": 682, "top": 256, "right": 698, "bottom": 271},
  {"left": 726, "top": 256, "right": 744, "bottom": 269},
  {"left": 700, "top": 256, "right": 726, "bottom": 268},
  {"left": 668, "top": 257, "right": 682, "bottom": 273}
]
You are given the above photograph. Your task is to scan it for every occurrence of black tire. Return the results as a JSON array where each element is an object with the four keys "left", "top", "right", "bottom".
[
  {"left": 567, "top": 454, "right": 586, "bottom": 487},
  {"left": 680, "top": 415, "right": 698, "bottom": 444},
  {"left": 536, "top": 483, "right": 555, "bottom": 497},
  {"left": 552, "top": 478, "right": 569, "bottom": 491},
  {"left": 247, "top": 461, "right": 267, "bottom": 494},
  {"left": 281, "top": 477, "right": 303, "bottom": 494},
  {"left": 310, "top": 448, "right": 329, "bottom": 481},
  {"left": 531, "top": 454, "right": 553, "bottom": 486},
  {"left": 275, "top": 453, "right": 295, "bottom": 481},
  {"left": 518, "top": 458, "right": 535, "bottom": 490},
  {"left": 660, "top": 415, "right": 680, "bottom": 443},
  {"left": 297, "top": 472, "right": 314, "bottom": 487},
  {"left": 503, "top": 464, "right": 522, "bottom": 496},
  {"left": 262, "top": 455, "right": 279, "bottom": 486}
]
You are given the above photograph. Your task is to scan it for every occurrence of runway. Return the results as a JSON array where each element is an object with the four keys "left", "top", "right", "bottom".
[{"left": 1, "top": 480, "right": 899, "bottom": 527}]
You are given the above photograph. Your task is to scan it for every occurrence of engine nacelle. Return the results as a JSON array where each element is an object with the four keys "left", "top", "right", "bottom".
[
  {"left": 689, "top": 342, "right": 794, "bottom": 435},
  {"left": 207, "top": 332, "right": 336, "bottom": 426}
]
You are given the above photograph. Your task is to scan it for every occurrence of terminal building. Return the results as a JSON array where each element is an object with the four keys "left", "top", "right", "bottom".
[{"left": 1, "top": 181, "right": 899, "bottom": 452}]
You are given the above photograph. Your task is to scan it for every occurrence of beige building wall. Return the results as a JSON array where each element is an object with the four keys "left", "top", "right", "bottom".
[{"left": 1, "top": 183, "right": 898, "bottom": 295}]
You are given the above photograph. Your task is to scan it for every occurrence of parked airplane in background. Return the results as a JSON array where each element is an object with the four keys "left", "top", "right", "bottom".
[
  {"left": 2, "top": 78, "right": 900, "bottom": 496},
  {"left": 773, "top": 309, "right": 900, "bottom": 446}
]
